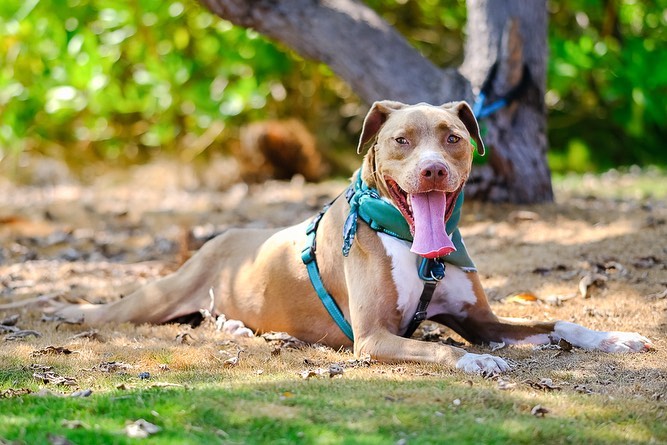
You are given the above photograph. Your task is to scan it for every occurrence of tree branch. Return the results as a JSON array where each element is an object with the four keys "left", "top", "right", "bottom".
[{"left": 198, "top": 0, "right": 471, "bottom": 104}]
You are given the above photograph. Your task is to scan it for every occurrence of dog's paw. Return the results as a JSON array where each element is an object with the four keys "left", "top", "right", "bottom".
[
  {"left": 596, "top": 332, "right": 653, "bottom": 353},
  {"left": 455, "top": 353, "right": 510, "bottom": 375}
]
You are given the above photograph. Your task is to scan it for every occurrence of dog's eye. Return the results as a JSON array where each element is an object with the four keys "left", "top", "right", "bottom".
[
  {"left": 447, "top": 135, "right": 461, "bottom": 144},
  {"left": 395, "top": 137, "right": 409, "bottom": 145}
]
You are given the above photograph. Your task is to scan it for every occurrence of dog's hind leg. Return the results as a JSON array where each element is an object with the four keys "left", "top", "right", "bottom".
[{"left": 430, "top": 268, "right": 653, "bottom": 353}]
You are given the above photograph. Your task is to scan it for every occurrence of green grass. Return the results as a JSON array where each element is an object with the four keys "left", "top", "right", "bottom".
[{"left": 1, "top": 368, "right": 665, "bottom": 445}]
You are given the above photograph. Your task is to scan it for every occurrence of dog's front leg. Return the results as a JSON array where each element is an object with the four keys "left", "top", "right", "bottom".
[{"left": 343, "top": 246, "right": 509, "bottom": 374}]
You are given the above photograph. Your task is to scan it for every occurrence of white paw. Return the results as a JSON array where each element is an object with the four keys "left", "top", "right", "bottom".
[
  {"left": 597, "top": 332, "right": 653, "bottom": 353},
  {"left": 456, "top": 353, "right": 510, "bottom": 375}
]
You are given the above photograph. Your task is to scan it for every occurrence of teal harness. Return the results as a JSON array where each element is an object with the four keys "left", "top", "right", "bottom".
[{"left": 301, "top": 172, "right": 476, "bottom": 342}]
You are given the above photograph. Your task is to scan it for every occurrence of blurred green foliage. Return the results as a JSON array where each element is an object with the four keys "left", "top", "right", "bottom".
[{"left": 0, "top": 0, "right": 665, "bottom": 174}]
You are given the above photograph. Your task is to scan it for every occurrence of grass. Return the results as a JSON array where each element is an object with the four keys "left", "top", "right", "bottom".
[
  {"left": 1, "top": 334, "right": 666, "bottom": 445},
  {"left": 2, "top": 371, "right": 665, "bottom": 444},
  {"left": 1, "top": 167, "right": 666, "bottom": 444}
]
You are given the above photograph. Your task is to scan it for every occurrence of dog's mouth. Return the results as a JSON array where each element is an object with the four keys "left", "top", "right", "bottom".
[{"left": 385, "top": 177, "right": 460, "bottom": 259}]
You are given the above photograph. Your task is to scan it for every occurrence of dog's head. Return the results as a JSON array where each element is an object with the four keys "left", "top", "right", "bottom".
[{"left": 357, "top": 101, "right": 484, "bottom": 259}]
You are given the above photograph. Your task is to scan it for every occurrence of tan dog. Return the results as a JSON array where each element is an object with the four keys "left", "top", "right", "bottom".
[{"left": 52, "top": 101, "right": 653, "bottom": 374}]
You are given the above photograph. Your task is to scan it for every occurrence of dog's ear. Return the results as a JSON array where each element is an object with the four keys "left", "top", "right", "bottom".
[
  {"left": 357, "top": 100, "right": 407, "bottom": 154},
  {"left": 442, "top": 101, "right": 485, "bottom": 156}
]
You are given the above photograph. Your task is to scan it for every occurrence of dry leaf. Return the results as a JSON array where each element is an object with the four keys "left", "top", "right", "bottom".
[
  {"left": 647, "top": 289, "right": 667, "bottom": 299},
  {"left": 61, "top": 419, "right": 88, "bottom": 429},
  {"left": 0, "top": 314, "right": 19, "bottom": 326},
  {"left": 328, "top": 364, "right": 344, "bottom": 378},
  {"left": 175, "top": 332, "right": 195, "bottom": 344},
  {"left": 31, "top": 346, "right": 76, "bottom": 357},
  {"left": 70, "top": 389, "right": 92, "bottom": 398},
  {"left": 4, "top": 330, "right": 42, "bottom": 341},
  {"left": 96, "top": 361, "right": 132, "bottom": 373},
  {"left": 503, "top": 292, "right": 538, "bottom": 305},
  {"left": 497, "top": 379, "right": 517, "bottom": 390},
  {"left": 69, "top": 329, "right": 102, "bottom": 341},
  {"left": 578, "top": 272, "right": 608, "bottom": 298},
  {"left": 0, "top": 388, "right": 32, "bottom": 398},
  {"left": 526, "top": 378, "right": 562, "bottom": 391},
  {"left": 531, "top": 404, "right": 549, "bottom": 417},
  {"left": 33, "top": 371, "right": 77, "bottom": 386},
  {"left": 125, "top": 419, "right": 161, "bottom": 439},
  {"left": 47, "top": 434, "right": 75, "bottom": 445}
]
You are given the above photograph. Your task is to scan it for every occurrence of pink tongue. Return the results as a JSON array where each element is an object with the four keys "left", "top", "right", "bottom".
[{"left": 409, "top": 191, "right": 456, "bottom": 259}]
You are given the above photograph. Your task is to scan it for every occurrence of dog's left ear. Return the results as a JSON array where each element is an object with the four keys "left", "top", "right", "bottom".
[
  {"left": 357, "top": 100, "right": 407, "bottom": 154},
  {"left": 442, "top": 101, "right": 485, "bottom": 156}
]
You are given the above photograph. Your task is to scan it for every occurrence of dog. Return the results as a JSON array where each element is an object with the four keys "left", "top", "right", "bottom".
[{"left": 51, "top": 101, "right": 653, "bottom": 374}]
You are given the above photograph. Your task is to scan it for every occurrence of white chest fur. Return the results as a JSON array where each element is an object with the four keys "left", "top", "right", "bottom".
[{"left": 378, "top": 233, "right": 476, "bottom": 334}]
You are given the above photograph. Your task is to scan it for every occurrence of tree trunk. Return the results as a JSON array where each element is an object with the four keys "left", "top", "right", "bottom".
[
  {"left": 198, "top": 0, "right": 553, "bottom": 203},
  {"left": 462, "top": 0, "right": 553, "bottom": 203}
]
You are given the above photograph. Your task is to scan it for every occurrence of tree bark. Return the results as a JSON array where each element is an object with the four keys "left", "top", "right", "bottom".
[
  {"left": 198, "top": 0, "right": 553, "bottom": 203},
  {"left": 462, "top": 0, "right": 553, "bottom": 203}
]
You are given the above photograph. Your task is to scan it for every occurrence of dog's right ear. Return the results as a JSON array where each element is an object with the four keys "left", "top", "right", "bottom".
[{"left": 357, "top": 100, "right": 407, "bottom": 154}]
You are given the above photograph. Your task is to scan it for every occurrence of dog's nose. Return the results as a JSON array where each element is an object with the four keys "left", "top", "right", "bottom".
[
  {"left": 420, "top": 162, "right": 447, "bottom": 179},
  {"left": 419, "top": 161, "right": 449, "bottom": 189}
]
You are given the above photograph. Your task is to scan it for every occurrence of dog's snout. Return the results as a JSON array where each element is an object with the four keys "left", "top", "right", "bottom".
[
  {"left": 417, "top": 161, "right": 450, "bottom": 190},
  {"left": 420, "top": 162, "right": 447, "bottom": 179}
]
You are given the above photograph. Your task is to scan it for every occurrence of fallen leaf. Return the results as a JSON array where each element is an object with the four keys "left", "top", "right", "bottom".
[
  {"left": 574, "top": 384, "right": 593, "bottom": 395},
  {"left": 125, "top": 419, "right": 161, "bottom": 439},
  {"left": 70, "top": 389, "right": 92, "bottom": 398},
  {"left": 526, "top": 378, "right": 562, "bottom": 391},
  {"left": 33, "top": 371, "right": 77, "bottom": 387},
  {"left": 4, "top": 330, "right": 42, "bottom": 341},
  {"left": 497, "top": 379, "right": 517, "bottom": 390},
  {"left": 328, "top": 364, "right": 344, "bottom": 378},
  {"left": 0, "top": 388, "right": 32, "bottom": 398},
  {"left": 96, "top": 361, "right": 132, "bottom": 373},
  {"left": 0, "top": 325, "right": 19, "bottom": 334},
  {"left": 61, "top": 419, "right": 89, "bottom": 429},
  {"left": 508, "top": 210, "right": 540, "bottom": 223},
  {"left": 300, "top": 370, "right": 318, "bottom": 379},
  {"left": 633, "top": 256, "right": 662, "bottom": 269},
  {"left": 531, "top": 404, "right": 549, "bottom": 417},
  {"left": 490, "top": 341, "right": 506, "bottom": 352},
  {"left": 503, "top": 292, "right": 538, "bottom": 305},
  {"left": 261, "top": 331, "right": 307, "bottom": 350},
  {"left": 69, "top": 329, "right": 102, "bottom": 341},
  {"left": 175, "top": 332, "right": 195, "bottom": 344},
  {"left": 646, "top": 289, "right": 667, "bottom": 299},
  {"left": 578, "top": 272, "right": 608, "bottom": 298},
  {"left": 47, "top": 434, "right": 75, "bottom": 445},
  {"left": 30, "top": 346, "right": 76, "bottom": 357},
  {"left": 0, "top": 314, "right": 19, "bottom": 326}
]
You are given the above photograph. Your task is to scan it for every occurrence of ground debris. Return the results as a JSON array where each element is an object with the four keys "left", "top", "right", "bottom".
[
  {"left": 525, "top": 378, "right": 562, "bottom": 391},
  {"left": 4, "top": 329, "right": 42, "bottom": 341},
  {"left": 30, "top": 346, "right": 76, "bottom": 357},
  {"left": 578, "top": 272, "right": 608, "bottom": 298},
  {"left": 33, "top": 371, "right": 77, "bottom": 386},
  {"left": 0, "top": 388, "right": 33, "bottom": 398},
  {"left": 0, "top": 314, "right": 19, "bottom": 326},
  {"left": 95, "top": 361, "right": 133, "bottom": 373},
  {"left": 125, "top": 419, "right": 161, "bottom": 439},
  {"left": 261, "top": 331, "right": 307, "bottom": 351},
  {"left": 69, "top": 329, "right": 102, "bottom": 341},
  {"left": 531, "top": 404, "right": 550, "bottom": 417}
]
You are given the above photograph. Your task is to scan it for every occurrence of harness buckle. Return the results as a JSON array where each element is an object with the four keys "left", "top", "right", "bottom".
[
  {"left": 413, "top": 310, "right": 428, "bottom": 323},
  {"left": 418, "top": 258, "right": 446, "bottom": 282}
]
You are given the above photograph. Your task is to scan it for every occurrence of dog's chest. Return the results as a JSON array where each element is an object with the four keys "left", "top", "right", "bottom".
[{"left": 378, "top": 233, "right": 475, "bottom": 333}]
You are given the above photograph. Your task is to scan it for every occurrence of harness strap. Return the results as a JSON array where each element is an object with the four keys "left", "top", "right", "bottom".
[
  {"left": 301, "top": 206, "right": 355, "bottom": 341},
  {"left": 402, "top": 258, "right": 446, "bottom": 339}
]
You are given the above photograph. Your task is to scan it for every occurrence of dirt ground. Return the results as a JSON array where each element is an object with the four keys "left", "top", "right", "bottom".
[{"left": 1, "top": 159, "right": 666, "bottom": 401}]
